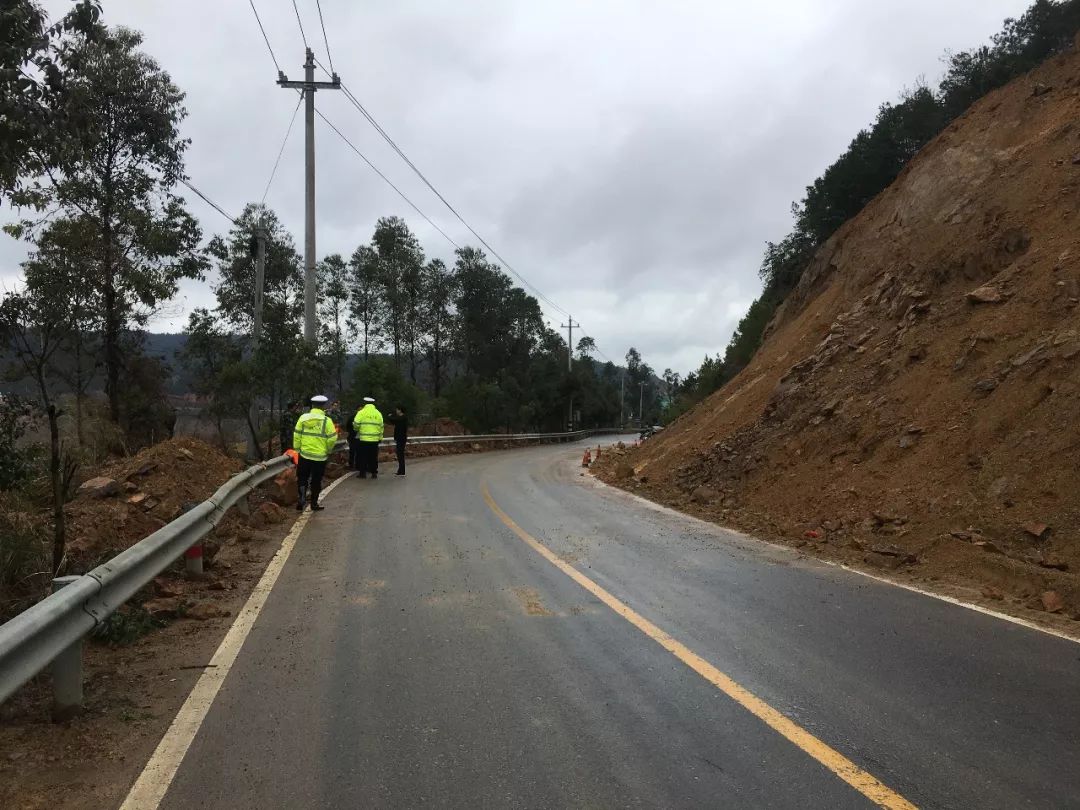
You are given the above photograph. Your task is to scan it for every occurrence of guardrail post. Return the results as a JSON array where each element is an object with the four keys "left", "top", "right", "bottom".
[
  {"left": 185, "top": 542, "right": 204, "bottom": 577},
  {"left": 51, "top": 575, "right": 83, "bottom": 721},
  {"left": 175, "top": 500, "right": 205, "bottom": 578}
]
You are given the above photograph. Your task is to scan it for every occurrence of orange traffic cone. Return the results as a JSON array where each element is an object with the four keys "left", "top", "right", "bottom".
[{"left": 582, "top": 448, "right": 592, "bottom": 467}]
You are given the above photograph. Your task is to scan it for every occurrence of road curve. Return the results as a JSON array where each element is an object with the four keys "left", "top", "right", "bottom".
[{"left": 151, "top": 440, "right": 1080, "bottom": 809}]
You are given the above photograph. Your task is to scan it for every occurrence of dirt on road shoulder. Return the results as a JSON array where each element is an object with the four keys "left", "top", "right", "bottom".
[{"left": 0, "top": 509, "right": 296, "bottom": 810}]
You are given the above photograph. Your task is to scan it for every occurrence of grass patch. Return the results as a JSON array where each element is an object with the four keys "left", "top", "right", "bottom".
[{"left": 91, "top": 605, "right": 165, "bottom": 646}]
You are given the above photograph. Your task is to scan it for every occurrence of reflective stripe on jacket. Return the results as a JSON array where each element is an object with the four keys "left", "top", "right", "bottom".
[
  {"left": 352, "top": 404, "right": 384, "bottom": 443},
  {"left": 293, "top": 408, "right": 337, "bottom": 461}
]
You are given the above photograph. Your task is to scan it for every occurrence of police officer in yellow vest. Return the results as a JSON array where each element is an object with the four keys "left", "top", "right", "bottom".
[
  {"left": 352, "top": 396, "right": 384, "bottom": 479},
  {"left": 293, "top": 395, "right": 338, "bottom": 511}
]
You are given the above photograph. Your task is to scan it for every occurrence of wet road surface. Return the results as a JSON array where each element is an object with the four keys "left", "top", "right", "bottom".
[{"left": 155, "top": 441, "right": 1080, "bottom": 809}]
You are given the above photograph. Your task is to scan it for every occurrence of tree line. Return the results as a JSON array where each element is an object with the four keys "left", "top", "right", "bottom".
[
  {"left": 184, "top": 205, "right": 650, "bottom": 450},
  {"left": 665, "top": 0, "right": 1080, "bottom": 421}
]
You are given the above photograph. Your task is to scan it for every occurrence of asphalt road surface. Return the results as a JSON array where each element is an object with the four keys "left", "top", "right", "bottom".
[{"left": 153, "top": 440, "right": 1080, "bottom": 809}]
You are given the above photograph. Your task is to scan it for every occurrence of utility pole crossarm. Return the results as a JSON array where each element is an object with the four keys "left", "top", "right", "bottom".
[{"left": 277, "top": 77, "right": 341, "bottom": 90}]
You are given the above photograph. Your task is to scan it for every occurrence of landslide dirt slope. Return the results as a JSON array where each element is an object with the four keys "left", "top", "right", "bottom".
[
  {"left": 601, "top": 44, "right": 1080, "bottom": 622},
  {"left": 64, "top": 437, "right": 243, "bottom": 568}
]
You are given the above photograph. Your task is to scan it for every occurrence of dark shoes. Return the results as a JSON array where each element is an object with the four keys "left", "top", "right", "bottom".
[
  {"left": 395, "top": 471, "right": 405, "bottom": 476},
  {"left": 311, "top": 503, "right": 325, "bottom": 512}
]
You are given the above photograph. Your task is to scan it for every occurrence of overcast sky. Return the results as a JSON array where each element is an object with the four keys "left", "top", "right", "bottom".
[{"left": 3, "top": 0, "right": 1032, "bottom": 374}]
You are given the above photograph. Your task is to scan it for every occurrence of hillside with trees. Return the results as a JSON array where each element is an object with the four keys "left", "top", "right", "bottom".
[
  {"left": 602, "top": 13, "right": 1080, "bottom": 619},
  {"left": 665, "top": 0, "right": 1080, "bottom": 420}
]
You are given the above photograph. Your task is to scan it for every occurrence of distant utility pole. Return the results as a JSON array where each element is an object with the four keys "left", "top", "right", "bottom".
[
  {"left": 277, "top": 47, "right": 340, "bottom": 344},
  {"left": 246, "top": 225, "right": 269, "bottom": 461},
  {"left": 561, "top": 317, "right": 579, "bottom": 430},
  {"left": 638, "top": 381, "right": 646, "bottom": 428},
  {"left": 620, "top": 369, "right": 625, "bottom": 428},
  {"left": 560, "top": 317, "right": 579, "bottom": 372}
]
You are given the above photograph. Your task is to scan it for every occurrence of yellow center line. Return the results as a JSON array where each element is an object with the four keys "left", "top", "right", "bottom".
[{"left": 481, "top": 484, "right": 917, "bottom": 810}]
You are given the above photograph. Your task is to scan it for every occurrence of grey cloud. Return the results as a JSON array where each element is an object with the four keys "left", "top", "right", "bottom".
[{"left": 4, "top": 0, "right": 1034, "bottom": 373}]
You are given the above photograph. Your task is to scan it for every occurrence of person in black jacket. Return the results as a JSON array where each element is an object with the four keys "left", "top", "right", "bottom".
[
  {"left": 346, "top": 405, "right": 361, "bottom": 470},
  {"left": 386, "top": 406, "right": 409, "bottom": 476}
]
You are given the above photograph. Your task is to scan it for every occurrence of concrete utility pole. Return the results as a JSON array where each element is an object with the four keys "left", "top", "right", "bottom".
[
  {"left": 277, "top": 48, "right": 340, "bottom": 344},
  {"left": 638, "top": 381, "right": 646, "bottom": 428},
  {"left": 561, "top": 317, "right": 579, "bottom": 430}
]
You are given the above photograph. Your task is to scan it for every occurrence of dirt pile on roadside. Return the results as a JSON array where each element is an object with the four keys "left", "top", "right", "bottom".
[
  {"left": 597, "top": 45, "right": 1080, "bottom": 623},
  {"left": 65, "top": 437, "right": 243, "bottom": 568}
]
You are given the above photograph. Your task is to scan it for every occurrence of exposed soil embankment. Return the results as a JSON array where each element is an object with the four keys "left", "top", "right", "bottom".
[{"left": 597, "top": 44, "right": 1080, "bottom": 628}]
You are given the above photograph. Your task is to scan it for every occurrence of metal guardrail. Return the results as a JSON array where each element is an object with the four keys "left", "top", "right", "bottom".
[
  {"left": 0, "top": 428, "right": 627, "bottom": 713},
  {"left": 402, "top": 428, "right": 624, "bottom": 446}
]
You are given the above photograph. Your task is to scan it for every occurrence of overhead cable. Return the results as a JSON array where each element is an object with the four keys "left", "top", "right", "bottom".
[
  {"left": 315, "top": 0, "right": 335, "bottom": 75},
  {"left": 315, "top": 105, "right": 461, "bottom": 250},
  {"left": 291, "top": 0, "right": 309, "bottom": 49},
  {"left": 262, "top": 92, "right": 304, "bottom": 203},
  {"left": 180, "top": 178, "right": 237, "bottom": 225},
  {"left": 312, "top": 57, "right": 570, "bottom": 317},
  {"left": 247, "top": 0, "right": 281, "bottom": 73}
]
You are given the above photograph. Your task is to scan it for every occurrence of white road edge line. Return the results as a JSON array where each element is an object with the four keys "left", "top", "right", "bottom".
[
  {"left": 119, "top": 472, "right": 354, "bottom": 810},
  {"left": 580, "top": 466, "right": 1080, "bottom": 646}
]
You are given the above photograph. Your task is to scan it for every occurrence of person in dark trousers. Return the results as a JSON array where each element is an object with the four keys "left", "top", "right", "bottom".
[
  {"left": 386, "top": 406, "right": 409, "bottom": 476},
  {"left": 346, "top": 405, "right": 362, "bottom": 470},
  {"left": 293, "top": 395, "right": 337, "bottom": 511}
]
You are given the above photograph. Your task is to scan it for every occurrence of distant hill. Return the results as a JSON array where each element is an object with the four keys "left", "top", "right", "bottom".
[
  {"left": 143, "top": 333, "right": 189, "bottom": 394},
  {"left": 3, "top": 332, "right": 384, "bottom": 397},
  {"left": 144, "top": 332, "right": 187, "bottom": 359}
]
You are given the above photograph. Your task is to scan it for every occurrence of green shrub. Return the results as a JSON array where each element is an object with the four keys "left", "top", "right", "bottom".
[
  {"left": 0, "top": 395, "right": 39, "bottom": 493},
  {"left": 91, "top": 604, "right": 165, "bottom": 646}
]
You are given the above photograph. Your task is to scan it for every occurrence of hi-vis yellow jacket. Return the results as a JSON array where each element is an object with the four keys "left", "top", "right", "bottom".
[
  {"left": 293, "top": 408, "right": 337, "bottom": 461},
  {"left": 353, "top": 404, "right": 384, "bottom": 443}
]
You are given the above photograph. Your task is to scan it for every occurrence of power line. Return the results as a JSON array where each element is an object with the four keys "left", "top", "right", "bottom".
[
  {"left": 313, "top": 57, "right": 569, "bottom": 317},
  {"left": 291, "top": 0, "right": 309, "bottom": 49},
  {"left": 308, "top": 60, "right": 624, "bottom": 361},
  {"left": 314, "top": 105, "right": 461, "bottom": 250},
  {"left": 252, "top": 32, "right": 626, "bottom": 365},
  {"left": 350, "top": 85, "right": 568, "bottom": 316},
  {"left": 333, "top": 78, "right": 629, "bottom": 357},
  {"left": 262, "top": 91, "right": 304, "bottom": 204},
  {"left": 315, "top": 0, "right": 335, "bottom": 75},
  {"left": 247, "top": 0, "right": 281, "bottom": 73},
  {"left": 593, "top": 346, "right": 616, "bottom": 365},
  {"left": 179, "top": 178, "right": 236, "bottom": 225}
]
